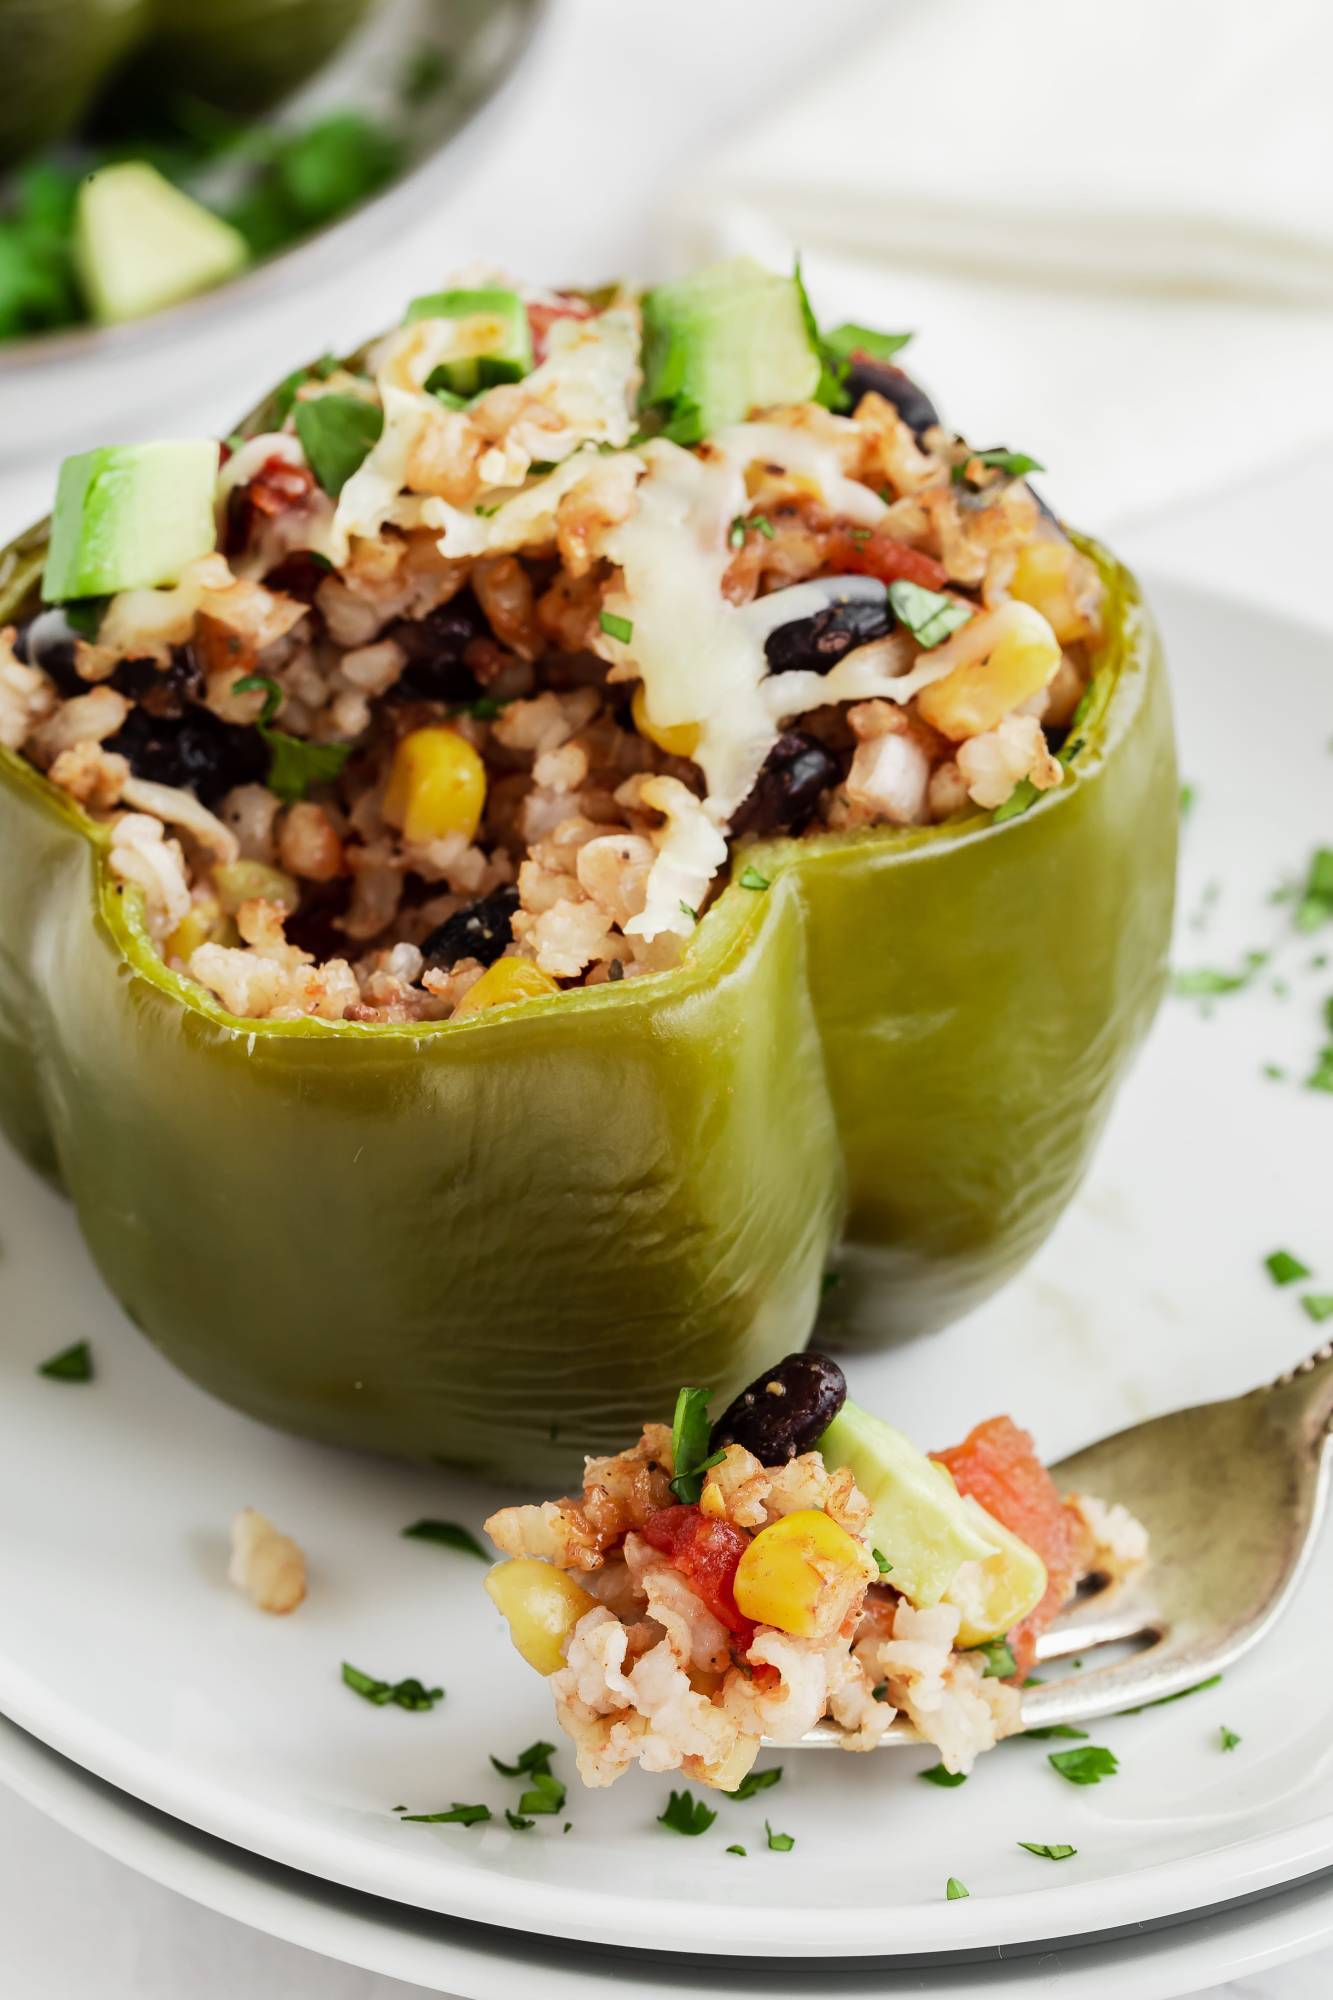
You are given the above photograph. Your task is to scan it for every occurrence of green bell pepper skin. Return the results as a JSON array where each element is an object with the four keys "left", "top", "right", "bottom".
[{"left": 0, "top": 528, "right": 1175, "bottom": 1483}]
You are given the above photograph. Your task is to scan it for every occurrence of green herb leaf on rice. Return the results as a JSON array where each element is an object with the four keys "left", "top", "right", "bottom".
[
  {"left": 977, "top": 1637, "right": 1017, "bottom": 1679},
  {"left": 232, "top": 673, "right": 352, "bottom": 803},
  {"left": 887, "top": 579, "right": 973, "bottom": 650},
  {"left": 658, "top": 1788, "right": 717, "bottom": 1836},
  {"left": 401, "top": 1520, "right": 488, "bottom": 1559},
  {"left": 599, "top": 610, "right": 633, "bottom": 644},
  {"left": 951, "top": 447, "right": 1045, "bottom": 488},
  {"left": 294, "top": 393, "right": 384, "bottom": 496},
  {"left": 37, "top": 1339, "right": 92, "bottom": 1381},
  {"left": 668, "top": 1385, "right": 725, "bottom": 1502}
]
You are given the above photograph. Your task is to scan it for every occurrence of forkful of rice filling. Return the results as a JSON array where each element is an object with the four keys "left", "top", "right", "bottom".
[{"left": 483, "top": 1355, "right": 1147, "bottom": 1790}]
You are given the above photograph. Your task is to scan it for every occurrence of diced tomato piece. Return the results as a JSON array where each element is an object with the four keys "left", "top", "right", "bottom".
[
  {"left": 641, "top": 1504, "right": 755, "bottom": 1645},
  {"left": 247, "top": 455, "right": 316, "bottom": 517},
  {"left": 526, "top": 296, "right": 596, "bottom": 365},
  {"left": 933, "top": 1416, "right": 1082, "bottom": 1677},
  {"left": 826, "top": 528, "right": 948, "bottom": 591}
]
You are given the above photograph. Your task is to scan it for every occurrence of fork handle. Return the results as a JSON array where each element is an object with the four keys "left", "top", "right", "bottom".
[{"left": 1267, "top": 1340, "right": 1333, "bottom": 1450}]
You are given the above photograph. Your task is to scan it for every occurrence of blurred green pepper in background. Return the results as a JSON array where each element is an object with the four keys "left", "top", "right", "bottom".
[{"left": 0, "top": 508, "right": 1176, "bottom": 1484}]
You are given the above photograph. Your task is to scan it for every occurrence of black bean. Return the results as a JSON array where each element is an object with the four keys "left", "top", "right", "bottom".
[
  {"left": 105, "top": 705, "right": 267, "bottom": 806},
  {"left": 390, "top": 588, "right": 488, "bottom": 703},
  {"left": 730, "top": 732, "right": 842, "bottom": 838},
  {"left": 420, "top": 885, "right": 519, "bottom": 969},
  {"left": 15, "top": 608, "right": 89, "bottom": 696},
  {"left": 841, "top": 357, "right": 939, "bottom": 439},
  {"left": 764, "top": 596, "right": 893, "bottom": 677},
  {"left": 709, "top": 1352, "right": 847, "bottom": 1464},
  {"left": 108, "top": 647, "right": 203, "bottom": 720}
]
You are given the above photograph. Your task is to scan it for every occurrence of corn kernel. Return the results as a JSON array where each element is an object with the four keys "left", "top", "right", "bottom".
[
  {"left": 383, "top": 726, "right": 487, "bottom": 845},
  {"left": 484, "top": 1557, "right": 598, "bottom": 1675},
  {"left": 452, "top": 956, "right": 560, "bottom": 1019},
  {"left": 698, "top": 1478, "right": 726, "bottom": 1520},
  {"left": 916, "top": 602, "right": 1061, "bottom": 741},
  {"left": 632, "top": 683, "right": 700, "bottom": 760},
  {"left": 733, "top": 1508, "right": 869, "bottom": 1638},
  {"left": 166, "top": 896, "right": 234, "bottom": 962},
  {"left": 1009, "top": 538, "right": 1102, "bottom": 647}
]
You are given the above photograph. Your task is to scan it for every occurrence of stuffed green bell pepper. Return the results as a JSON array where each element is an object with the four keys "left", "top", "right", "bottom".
[{"left": 0, "top": 260, "right": 1176, "bottom": 1482}]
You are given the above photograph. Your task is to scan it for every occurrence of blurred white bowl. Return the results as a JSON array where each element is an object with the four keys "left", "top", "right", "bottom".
[{"left": 0, "top": 0, "right": 549, "bottom": 467}]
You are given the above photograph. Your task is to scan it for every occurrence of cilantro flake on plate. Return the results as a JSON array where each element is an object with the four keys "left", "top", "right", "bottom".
[
  {"left": 341, "top": 1662, "right": 443, "bottom": 1712},
  {"left": 1302, "top": 1294, "right": 1333, "bottom": 1324},
  {"left": 657, "top": 1789, "right": 716, "bottom": 1836},
  {"left": 977, "top": 1638, "right": 1017, "bottom": 1680},
  {"left": 400, "top": 1802, "right": 489, "bottom": 1826},
  {"left": 1048, "top": 1745, "right": 1118, "bottom": 1786},
  {"left": 1265, "top": 1250, "right": 1312, "bottom": 1286},
  {"left": 401, "top": 1520, "right": 488, "bottom": 1559},
  {"left": 946, "top": 1876, "right": 970, "bottom": 1900},
  {"left": 920, "top": 1764, "right": 967, "bottom": 1787},
  {"left": 490, "top": 1741, "right": 557, "bottom": 1778},
  {"left": 726, "top": 1843, "right": 747, "bottom": 1857},
  {"left": 1219, "top": 1726, "right": 1242, "bottom": 1752},
  {"left": 727, "top": 1765, "right": 782, "bottom": 1801},
  {"left": 37, "top": 1339, "right": 93, "bottom": 1381},
  {"left": 1019, "top": 1842, "right": 1077, "bottom": 1861},
  {"left": 765, "top": 1821, "right": 795, "bottom": 1852}
]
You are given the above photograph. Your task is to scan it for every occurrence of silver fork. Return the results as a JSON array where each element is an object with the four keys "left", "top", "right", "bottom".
[{"left": 794, "top": 1342, "right": 1333, "bottom": 1746}]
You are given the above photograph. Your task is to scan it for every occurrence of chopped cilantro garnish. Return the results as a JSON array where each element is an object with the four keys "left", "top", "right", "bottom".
[
  {"left": 738, "top": 864, "right": 770, "bottom": 892},
  {"left": 1302, "top": 1294, "right": 1333, "bottom": 1323},
  {"left": 232, "top": 673, "right": 351, "bottom": 802},
  {"left": 37, "top": 1340, "right": 92, "bottom": 1382},
  {"left": 1179, "top": 783, "right": 1196, "bottom": 817},
  {"left": 599, "top": 610, "right": 634, "bottom": 644},
  {"left": 474, "top": 502, "right": 502, "bottom": 518},
  {"left": 728, "top": 513, "right": 777, "bottom": 549},
  {"left": 1119, "top": 1673, "right": 1221, "bottom": 1714},
  {"left": 270, "top": 353, "right": 340, "bottom": 423},
  {"left": 951, "top": 447, "right": 1045, "bottom": 488},
  {"left": 1295, "top": 848, "right": 1333, "bottom": 932},
  {"left": 728, "top": 517, "right": 746, "bottom": 550},
  {"left": 765, "top": 1821, "right": 795, "bottom": 1851},
  {"left": 872, "top": 1548, "right": 893, "bottom": 1575},
  {"left": 263, "top": 731, "right": 351, "bottom": 804},
  {"left": 871, "top": 1682, "right": 890, "bottom": 1702},
  {"left": 946, "top": 1877, "right": 970, "bottom": 1900},
  {"left": 464, "top": 695, "right": 509, "bottom": 721},
  {"left": 728, "top": 1765, "right": 782, "bottom": 1801},
  {"left": 1265, "top": 1250, "right": 1311, "bottom": 1287},
  {"left": 823, "top": 322, "right": 913, "bottom": 367},
  {"left": 658, "top": 1788, "right": 716, "bottom": 1836},
  {"left": 920, "top": 1764, "right": 967, "bottom": 1787},
  {"left": 887, "top": 578, "right": 973, "bottom": 649},
  {"left": 293, "top": 393, "right": 384, "bottom": 497},
  {"left": 400, "top": 1802, "right": 489, "bottom": 1825},
  {"left": 1219, "top": 1726, "right": 1241, "bottom": 1752},
  {"left": 1048, "top": 1745, "right": 1118, "bottom": 1786},
  {"left": 505, "top": 1809, "right": 535, "bottom": 1830},
  {"left": 1022, "top": 1724, "right": 1089, "bottom": 1741},
  {"left": 1308, "top": 1046, "right": 1333, "bottom": 1094},
  {"left": 232, "top": 672, "right": 282, "bottom": 724},
  {"left": 726, "top": 1843, "right": 747, "bottom": 1856},
  {"left": 401, "top": 1520, "right": 488, "bottom": 1559},
  {"left": 518, "top": 1770, "right": 566, "bottom": 1817},
  {"left": 1019, "top": 1843, "right": 1077, "bottom": 1861},
  {"left": 490, "top": 1740, "right": 557, "bottom": 1778},
  {"left": 679, "top": 901, "right": 699, "bottom": 922},
  {"left": 668, "top": 1385, "right": 725, "bottom": 1502},
  {"left": 1172, "top": 952, "right": 1267, "bottom": 998},
  {"left": 978, "top": 1638, "right": 1017, "bottom": 1679},
  {"left": 341, "top": 1662, "right": 443, "bottom": 1711}
]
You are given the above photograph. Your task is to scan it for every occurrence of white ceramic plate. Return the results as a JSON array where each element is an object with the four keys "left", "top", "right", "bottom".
[
  {"left": 2, "top": 575, "right": 1332, "bottom": 1964},
  {"left": 7, "top": 1714, "right": 1333, "bottom": 2000}
]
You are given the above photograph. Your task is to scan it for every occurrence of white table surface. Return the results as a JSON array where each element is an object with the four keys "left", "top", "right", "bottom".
[{"left": 2, "top": 2, "right": 1330, "bottom": 1993}]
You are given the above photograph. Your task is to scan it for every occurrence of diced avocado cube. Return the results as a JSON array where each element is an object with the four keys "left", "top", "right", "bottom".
[
  {"left": 640, "top": 257, "right": 821, "bottom": 444},
  {"left": 817, "top": 1400, "right": 1046, "bottom": 1641},
  {"left": 42, "top": 440, "right": 219, "bottom": 602},
  {"left": 74, "top": 163, "right": 249, "bottom": 326},
  {"left": 403, "top": 286, "right": 533, "bottom": 395}
]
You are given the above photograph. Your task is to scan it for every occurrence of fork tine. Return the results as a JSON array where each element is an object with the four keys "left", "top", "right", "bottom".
[{"left": 1033, "top": 1578, "right": 1159, "bottom": 1662}]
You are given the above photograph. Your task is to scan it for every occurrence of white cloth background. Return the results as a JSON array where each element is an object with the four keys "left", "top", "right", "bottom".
[
  {"left": 664, "top": 0, "right": 1333, "bottom": 527},
  {"left": 3, "top": 2, "right": 1333, "bottom": 1994}
]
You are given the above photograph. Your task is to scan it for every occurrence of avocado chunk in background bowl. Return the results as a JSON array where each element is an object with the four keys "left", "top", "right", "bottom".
[{"left": 0, "top": 306, "right": 1177, "bottom": 1483}]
